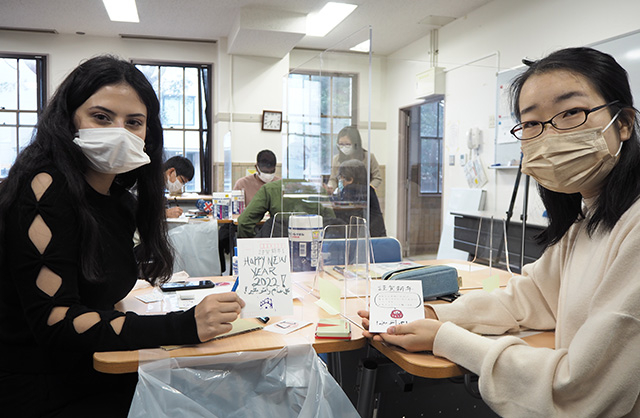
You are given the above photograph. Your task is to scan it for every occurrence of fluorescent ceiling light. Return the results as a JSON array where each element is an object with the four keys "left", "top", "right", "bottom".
[
  {"left": 307, "top": 2, "right": 357, "bottom": 37},
  {"left": 102, "top": 0, "right": 140, "bottom": 23},
  {"left": 626, "top": 49, "right": 640, "bottom": 61},
  {"left": 350, "top": 40, "right": 370, "bottom": 53}
]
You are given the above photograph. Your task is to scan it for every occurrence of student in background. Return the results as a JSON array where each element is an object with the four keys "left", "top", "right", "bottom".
[
  {"left": 325, "top": 126, "right": 382, "bottom": 194},
  {"left": 163, "top": 155, "right": 194, "bottom": 218},
  {"left": 237, "top": 178, "right": 337, "bottom": 238},
  {"left": 334, "top": 159, "right": 386, "bottom": 237},
  {"left": 0, "top": 55, "right": 244, "bottom": 417},
  {"left": 233, "top": 149, "right": 280, "bottom": 205},
  {"left": 360, "top": 47, "right": 640, "bottom": 416}
]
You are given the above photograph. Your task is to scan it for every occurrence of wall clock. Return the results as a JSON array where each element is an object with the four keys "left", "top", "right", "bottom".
[{"left": 262, "top": 110, "right": 282, "bottom": 132}]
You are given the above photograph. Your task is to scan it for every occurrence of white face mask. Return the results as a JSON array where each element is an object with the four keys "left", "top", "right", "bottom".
[
  {"left": 166, "top": 178, "right": 184, "bottom": 193},
  {"left": 338, "top": 145, "right": 353, "bottom": 156},
  {"left": 521, "top": 113, "right": 622, "bottom": 194},
  {"left": 73, "top": 127, "right": 150, "bottom": 174},
  {"left": 257, "top": 171, "right": 276, "bottom": 183}
]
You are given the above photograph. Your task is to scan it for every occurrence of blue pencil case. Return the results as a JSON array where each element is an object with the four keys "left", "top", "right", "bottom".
[{"left": 382, "top": 265, "right": 460, "bottom": 300}]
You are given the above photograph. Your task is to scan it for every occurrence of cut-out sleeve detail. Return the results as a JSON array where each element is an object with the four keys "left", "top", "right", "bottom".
[
  {"left": 31, "top": 172, "right": 53, "bottom": 201},
  {"left": 110, "top": 316, "right": 125, "bottom": 335},
  {"left": 47, "top": 306, "right": 69, "bottom": 326},
  {"left": 3, "top": 167, "right": 201, "bottom": 358},
  {"left": 35, "top": 266, "right": 62, "bottom": 297},
  {"left": 28, "top": 215, "right": 51, "bottom": 254},
  {"left": 73, "top": 312, "right": 100, "bottom": 334}
]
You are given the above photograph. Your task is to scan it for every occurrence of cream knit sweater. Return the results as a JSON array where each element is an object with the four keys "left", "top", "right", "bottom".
[{"left": 432, "top": 199, "right": 640, "bottom": 417}]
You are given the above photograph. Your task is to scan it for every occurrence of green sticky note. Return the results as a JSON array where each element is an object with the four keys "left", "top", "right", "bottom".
[
  {"left": 315, "top": 277, "right": 341, "bottom": 315},
  {"left": 482, "top": 274, "right": 500, "bottom": 293}
]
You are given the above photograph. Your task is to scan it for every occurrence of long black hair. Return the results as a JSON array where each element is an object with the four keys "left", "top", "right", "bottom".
[
  {"left": 0, "top": 55, "right": 173, "bottom": 284},
  {"left": 510, "top": 47, "right": 640, "bottom": 247}
]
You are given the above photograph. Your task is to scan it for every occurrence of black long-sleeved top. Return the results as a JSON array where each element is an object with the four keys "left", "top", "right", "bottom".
[
  {"left": 0, "top": 166, "right": 200, "bottom": 375},
  {"left": 333, "top": 184, "right": 387, "bottom": 237}
]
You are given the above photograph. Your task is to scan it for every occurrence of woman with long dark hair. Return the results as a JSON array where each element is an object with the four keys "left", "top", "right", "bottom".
[
  {"left": 325, "top": 126, "right": 382, "bottom": 194},
  {"left": 0, "top": 55, "right": 243, "bottom": 417},
  {"left": 360, "top": 47, "right": 640, "bottom": 416}
]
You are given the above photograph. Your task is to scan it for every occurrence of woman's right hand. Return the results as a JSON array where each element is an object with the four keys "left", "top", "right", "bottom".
[{"left": 194, "top": 293, "right": 245, "bottom": 342}]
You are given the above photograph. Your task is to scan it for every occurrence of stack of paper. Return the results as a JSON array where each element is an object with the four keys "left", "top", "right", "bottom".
[{"left": 315, "top": 318, "right": 351, "bottom": 340}]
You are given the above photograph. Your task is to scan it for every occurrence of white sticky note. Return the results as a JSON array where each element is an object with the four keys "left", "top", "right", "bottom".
[
  {"left": 236, "top": 238, "right": 293, "bottom": 317},
  {"left": 369, "top": 280, "right": 425, "bottom": 333}
]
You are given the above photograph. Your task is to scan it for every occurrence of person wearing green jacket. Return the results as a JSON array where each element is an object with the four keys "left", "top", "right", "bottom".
[{"left": 237, "top": 179, "right": 337, "bottom": 238}]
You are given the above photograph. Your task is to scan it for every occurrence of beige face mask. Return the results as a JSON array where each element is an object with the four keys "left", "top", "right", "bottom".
[{"left": 521, "top": 114, "right": 622, "bottom": 194}]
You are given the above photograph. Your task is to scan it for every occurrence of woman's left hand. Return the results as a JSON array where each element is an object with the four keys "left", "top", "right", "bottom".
[{"left": 358, "top": 310, "right": 442, "bottom": 352}]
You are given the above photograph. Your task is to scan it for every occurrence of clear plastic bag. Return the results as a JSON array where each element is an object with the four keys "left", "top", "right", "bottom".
[
  {"left": 168, "top": 221, "right": 221, "bottom": 277},
  {"left": 128, "top": 344, "right": 358, "bottom": 418}
]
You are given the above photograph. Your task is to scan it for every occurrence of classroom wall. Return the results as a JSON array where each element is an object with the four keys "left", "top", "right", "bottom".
[
  {"left": 383, "top": 0, "right": 640, "bottom": 238},
  {"left": 6, "top": 0, "right": 640, "bottom": 241}
]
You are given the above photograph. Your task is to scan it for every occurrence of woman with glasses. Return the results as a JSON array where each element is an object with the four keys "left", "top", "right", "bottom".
[{"left": 359, "top": 47, "right": 640, "bottom": 416}]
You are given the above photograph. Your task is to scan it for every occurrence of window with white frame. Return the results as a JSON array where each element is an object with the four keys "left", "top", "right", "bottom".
[
  {"left": 286, "top": 71, "right": 357, "bottom": 179},
  {"left": 134, "top": 61, "right": 212, "bottom": 193},
  {"left": 0, "top": 54, "right": 47, "bottom": 177}
]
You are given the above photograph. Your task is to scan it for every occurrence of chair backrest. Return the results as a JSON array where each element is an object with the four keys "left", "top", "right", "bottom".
[
  {"left": 369, "top": 237, "right": 402, "bottom": 263},
  {"left": 319, "top": 236, "right": 402, "bottom": 266}
]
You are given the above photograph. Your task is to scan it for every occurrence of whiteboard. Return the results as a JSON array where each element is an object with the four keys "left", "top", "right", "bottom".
[
  {"left": 494, "top": 29, "right": 640, "bottom": 165},
  {"left": 494, "top": 66, "right": 525, "bottom": 166}
]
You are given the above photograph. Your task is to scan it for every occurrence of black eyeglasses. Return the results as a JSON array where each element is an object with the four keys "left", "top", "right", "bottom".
[{"left": 510, "top": 100, "right": 620, "bottom": 140}]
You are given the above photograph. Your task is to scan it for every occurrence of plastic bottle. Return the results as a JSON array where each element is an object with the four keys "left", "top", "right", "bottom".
[{"left": 232, "top": 247, "right": 239, "bottom": 278}]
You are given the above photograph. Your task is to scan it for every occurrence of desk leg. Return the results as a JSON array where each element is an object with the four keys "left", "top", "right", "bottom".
[
  {"left": 328, "top": 352, "right": 342, "bottom": 386},
  {"left": 356, "top": 359, "right": 378, "bottom": 418}
]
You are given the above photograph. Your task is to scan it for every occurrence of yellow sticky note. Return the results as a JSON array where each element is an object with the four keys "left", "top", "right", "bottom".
[
  {"left": 482, "top": 274, "right": 500, "bottom": 293},
  {"left": 315, "top": 277, "right": 341, "bottom": 315}
]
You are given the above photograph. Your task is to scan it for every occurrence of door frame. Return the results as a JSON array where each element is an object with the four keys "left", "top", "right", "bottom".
[{"left": 396, "top": 107, "right": 411, "bottom": 257}]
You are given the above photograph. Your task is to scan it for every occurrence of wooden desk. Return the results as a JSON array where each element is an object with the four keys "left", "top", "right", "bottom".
[
  {"left": 93, "top": 274, "right": 366, "bottom": 374},
  {"left": 369, "top": 260, "right": 554, "bottom": 379}
]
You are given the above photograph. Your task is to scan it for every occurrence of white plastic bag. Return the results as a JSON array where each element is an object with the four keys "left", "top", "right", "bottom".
[
  {"left": 168, "top": 221, "right": 221, "bottom": 277},
  {"left": 128, "top": 344, "right": 358, "bottom": 418}
]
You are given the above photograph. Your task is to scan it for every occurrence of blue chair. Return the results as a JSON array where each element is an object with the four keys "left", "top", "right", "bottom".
[
  {"left": 370, "top": 237, "right": 402, "bottom": 263},
  {"left": 319, "top": 236, "right": 402, "bottom": 266}
]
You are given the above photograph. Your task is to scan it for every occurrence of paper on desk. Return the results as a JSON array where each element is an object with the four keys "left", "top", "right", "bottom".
[
  {"left": 263, "top": 320, "right": 312, "bottom": 335},
  {"left": 369, "top": 280, "right": 425, "bottom": 333},
  {"left": 236, "top": 238, "right": 293, "bottom": 317}
]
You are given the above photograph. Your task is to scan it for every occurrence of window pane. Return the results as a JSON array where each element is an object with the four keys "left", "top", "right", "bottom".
[
  {"left": 287, "top": 136, "right": 306, "bottom": 179},
  {"left": 184, "top": 130, "right": 201, "bottom": 192},
  {"left": 19, "top": 112, "right": 37, "bottom": 125},
  {"left": 312, "top": 75, "right": 329, "bottom": 116},
  {"left": 332, "top": 76, "right": 352, "bottom": 117},
  {"left": 420, "top": 101, "right": 439, "bottom": 137},
  {"left": 0, "top": 58, "right": 17, "bottom": 110},
  {"left": 0, "top": 111, "right": 16, "bottom": 125},
  {"left": 0, "top": 126, "right": 17, "bottom": 176},
  {"left": 160, "top": 67, "right": 184, "bottom": 128},
  {"left": 19, "top": 59, "right": 37, "bottom": 111},
  {"left": 137, "top": 65, "right": 159, "bottom": 96},
  {"left": 163, "top": 129, "right": 183, "bottom": 152},
  {"left": 18, "top": 126, "right": 35, "bottom": 151},
  {"left": 184, "top": 67, "right": 199, "bottom": 128},
  {"left": 437, "top": 99, "right": 445, "bottom": 137},
  {"left": 420, "top": 138, "right": 440, "bottom": 193}
]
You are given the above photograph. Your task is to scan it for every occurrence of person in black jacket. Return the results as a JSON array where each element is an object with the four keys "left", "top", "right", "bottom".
[{"left": 333, "top": 159, "right": 386, "bottom": 237}]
